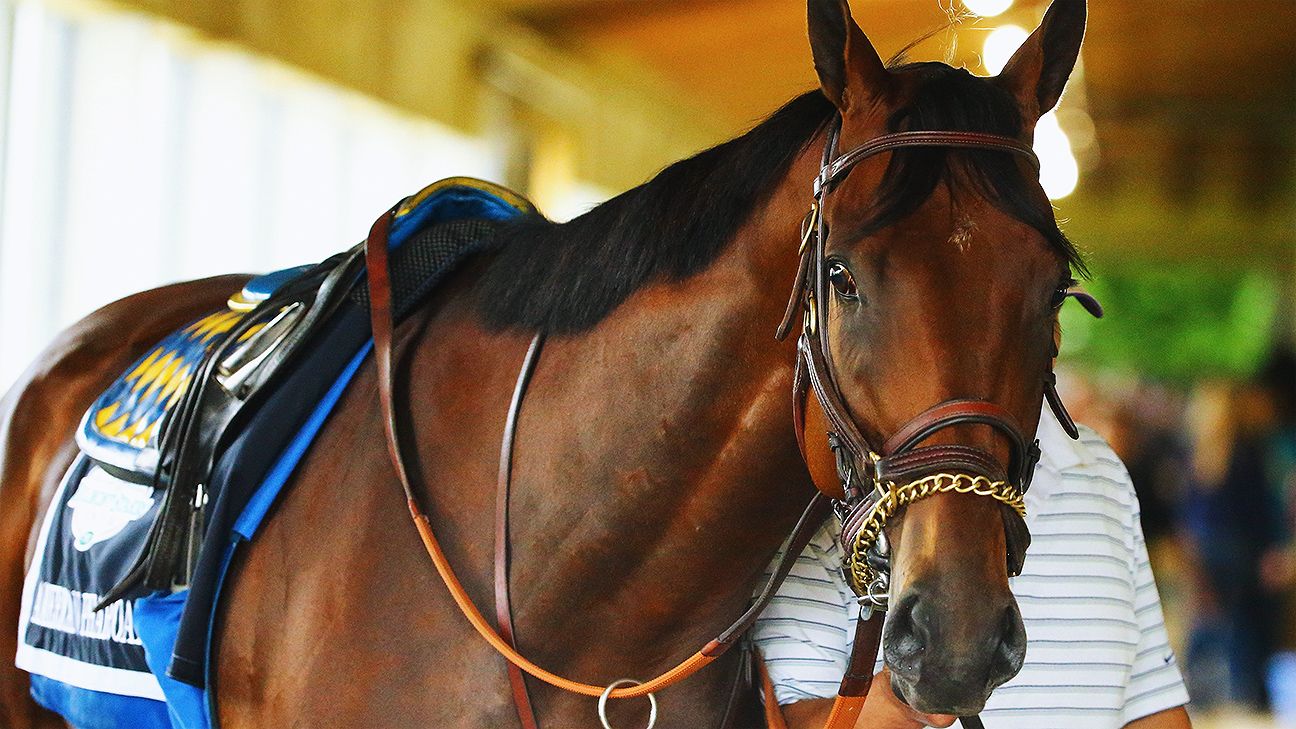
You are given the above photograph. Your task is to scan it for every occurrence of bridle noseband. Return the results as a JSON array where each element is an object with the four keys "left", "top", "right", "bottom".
[{"left": 782, "top": 116, "right": 1089, "bottom": 604}]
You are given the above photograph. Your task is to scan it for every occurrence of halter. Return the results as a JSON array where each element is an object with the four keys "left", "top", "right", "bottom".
[
  {"left": 364, "top": 113, "right": 1100, "bottom": 729},
  {"left": 780, "top": 116, "right": 1054, "bottom": 603}
]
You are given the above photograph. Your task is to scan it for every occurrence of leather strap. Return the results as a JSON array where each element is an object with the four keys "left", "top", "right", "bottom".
[
  {"left": 717, "top": 645, "right": 757, "bottom": 729},
  {"left": 816, "top": 130, "right": 1041, "bottom": 196},
  {"left": 882, "top": 400, "right": 1024, "bottom": 457},
  {"left": 837, "top": 613, "right": 885, "bottom": 698},
  {"left": 1040, "top": 288, "right": 1102, "bottom": 441},
  {"left": 1043, "top": 371, "right": 1080, "bottom": 440},
  {"left": 791, "top": 354, "right": 811, "bottom": 463},
  {"left": 799, "top": 334, "right": 874, "bottom": 500},
  {"left": 775, "top": 207, "right": 818, "bottom": 342},
  {"left": 823, "top": 695, "right": 868, "bottom": 729},
  {"left": 367, "top": 208, "right": 419, "bottom": 505},
  {"left": 496, "top": 334, "right": 546, "bottom": 729},
  {"left": 822, "top": 612, "right": 884, "bottom": 729},
  {"left": 881, "top": 399, "right": 1029, "bottom": 484},
  {"left": 876, "top": 445, "right": 1007, "bottom": 485}
]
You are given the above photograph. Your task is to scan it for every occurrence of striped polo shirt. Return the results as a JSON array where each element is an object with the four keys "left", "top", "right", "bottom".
[{"left": 752, "top": 409, "right": 1190, "bottom": 728}]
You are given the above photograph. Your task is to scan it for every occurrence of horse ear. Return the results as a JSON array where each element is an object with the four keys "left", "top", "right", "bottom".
[
  {"left": 995, "top": 0, "right": 1086, "bottom": 117},
  {"left": 807, "top": 0, "right": 889, "bottom": 110}
]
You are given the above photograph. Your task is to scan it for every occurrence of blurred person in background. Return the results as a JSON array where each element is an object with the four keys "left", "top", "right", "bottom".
[
  {"left": 1106, "top": 389, "right": 1188, "bottom": 548},
  {"left": 1259, "top": 348, "right": 1296, "bottom": 725},
  {"left": 1180, "top": 366, "right": 1292, "bottom": 714}
]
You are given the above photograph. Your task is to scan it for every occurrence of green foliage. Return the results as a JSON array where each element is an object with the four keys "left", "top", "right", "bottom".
[{"left": 1059, "top": 264, "right": 1282, "bottom": 383}]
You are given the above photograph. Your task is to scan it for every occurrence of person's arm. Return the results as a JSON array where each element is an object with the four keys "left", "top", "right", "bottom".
[
  {"left": 1124, "top": 706, "right": 1191, "bottom": 729},
  {"left": 782, "top": 669, "right": 956, "bottom": 729},
  {"left": 783, "top": 681, "right": 1193, "bottom": 729},
  {"left": 1109, "top": 442, "right": 1192, "bottom": 728}
]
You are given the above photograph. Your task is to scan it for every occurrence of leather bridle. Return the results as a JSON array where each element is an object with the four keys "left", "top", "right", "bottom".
[
  {"left": 781, "top": 118, "right": 1052, "bottom": 607},
  {"left": 363, "top": 114, "right": 1100, "bottom": 729}
]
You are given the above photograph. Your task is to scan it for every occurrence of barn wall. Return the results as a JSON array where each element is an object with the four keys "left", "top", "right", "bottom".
[{"left": 88, "top": 0, "right": 727, "bottom": 193}]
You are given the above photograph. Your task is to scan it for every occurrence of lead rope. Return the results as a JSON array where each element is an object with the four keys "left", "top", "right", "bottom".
[{"left": 363, "top": 208, "right": 845, "bottom": 724}]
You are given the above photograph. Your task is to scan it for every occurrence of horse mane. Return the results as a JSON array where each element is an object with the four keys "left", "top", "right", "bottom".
[
  {"left": 474, "top": 64, "right": 1085, "bottom": 335},
  {"left": 473, "top": 91, "right": 834, "bottom": 334}
]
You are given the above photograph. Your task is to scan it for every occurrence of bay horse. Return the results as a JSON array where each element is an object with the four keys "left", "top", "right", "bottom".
[{"left": 0, "top": 0, "right": 1089, "bottom": 726}]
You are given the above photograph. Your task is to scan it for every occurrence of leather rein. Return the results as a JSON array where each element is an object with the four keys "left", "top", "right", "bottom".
[{"left": 363, "top": 116, "right": 1093, "bottom": 729}]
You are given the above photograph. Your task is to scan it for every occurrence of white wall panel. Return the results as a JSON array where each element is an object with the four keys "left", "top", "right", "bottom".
[{"left": 0, "top": 0, "right": 502, "bottom": 389}]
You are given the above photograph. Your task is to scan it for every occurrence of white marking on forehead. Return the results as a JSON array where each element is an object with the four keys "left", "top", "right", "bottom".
[{"left": 949, "top": 216, "right": 977, "bottom": 253}]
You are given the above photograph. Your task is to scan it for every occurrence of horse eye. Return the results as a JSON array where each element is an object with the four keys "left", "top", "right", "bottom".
[
  {"left": 828, "top": 260, "right": 859, "bottom": 300},
  {"left": 1051, "top": 279, "right": 1076, "bottom": 309}
]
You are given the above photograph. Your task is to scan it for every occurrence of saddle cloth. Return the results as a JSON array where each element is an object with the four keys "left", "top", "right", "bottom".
[
  {"left": 16, "top": 178, "right": 533, "bottom": 729},
  {"left": 76, "top": 267, "right": 310, "bottom": 477}
]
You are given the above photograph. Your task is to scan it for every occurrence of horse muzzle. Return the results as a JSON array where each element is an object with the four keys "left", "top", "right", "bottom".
[{"left": 883, "top": 586, "right": 1027, "bottom": 716}]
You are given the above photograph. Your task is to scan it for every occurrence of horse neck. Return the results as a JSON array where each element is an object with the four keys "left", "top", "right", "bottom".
[{"left": 508, "top": 138, "right": 826, "bottom": 678}]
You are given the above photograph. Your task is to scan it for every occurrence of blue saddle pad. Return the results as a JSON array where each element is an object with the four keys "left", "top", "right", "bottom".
[{"left": 17, "top": 178, "right": 532, "bottom": 729}]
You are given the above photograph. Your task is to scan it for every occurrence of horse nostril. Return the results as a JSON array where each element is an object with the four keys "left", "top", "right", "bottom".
[
  {"left": 883, "top": 592, "right": 929, "bottom": 680},
  {"left": 990, "top": 604, "right": 1027, "bottom": 686}
]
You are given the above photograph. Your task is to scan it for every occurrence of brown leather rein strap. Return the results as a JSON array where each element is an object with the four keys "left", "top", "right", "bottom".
[
  {"left": 364, "top": 207, "right": 833, "bottom": 708},
  {"left": 821, "top": 611, "right": 886, "bottom": 729},
  {"left": 497, "top": 334, "right": 546, "bottom": 729}
]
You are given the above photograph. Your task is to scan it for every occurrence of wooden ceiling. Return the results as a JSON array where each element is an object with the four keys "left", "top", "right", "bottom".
[
  {"left": 483, "top": 0, "right": 1296, "bottom": 265},
  {"left": 484, "top": 0, "right": 1294, "bottom": 126}
]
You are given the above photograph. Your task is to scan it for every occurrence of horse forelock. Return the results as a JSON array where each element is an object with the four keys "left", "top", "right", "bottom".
[{"left": 859, "top": 62, "right": 1086, "bottom": 276}]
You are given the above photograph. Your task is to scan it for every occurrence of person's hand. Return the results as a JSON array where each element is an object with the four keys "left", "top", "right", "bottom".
[
  {"left": 857, "top": 668, "right": 958, "bottom": 729},
  {"left": 782, "top": 668, "right": 958, "bottom": 729}
]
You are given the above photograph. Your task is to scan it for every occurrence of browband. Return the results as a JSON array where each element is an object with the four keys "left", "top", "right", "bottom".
[{"left": 815, "top": 130, "right": 1042, "bottom": 196}]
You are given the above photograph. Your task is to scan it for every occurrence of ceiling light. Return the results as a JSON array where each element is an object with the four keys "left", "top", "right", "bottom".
[
  {"left": 1035, "top": 112, "right": 1079, "bottom": 200},
  {"left": 964, "top": 0, "right": 1014, "bottom": 17},
  {"left": 983, "top": 25, "right": 1029, "bottom": 75}
]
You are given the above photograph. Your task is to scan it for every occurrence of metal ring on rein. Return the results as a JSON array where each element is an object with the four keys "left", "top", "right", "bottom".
[{"left": 597, "top": 679, "right": 659, "bottom": 729}]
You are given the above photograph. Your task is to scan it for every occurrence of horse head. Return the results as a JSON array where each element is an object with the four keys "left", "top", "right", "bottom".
[{"left": 798, "top": 0, "right": 1087, "bottom": 716}]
